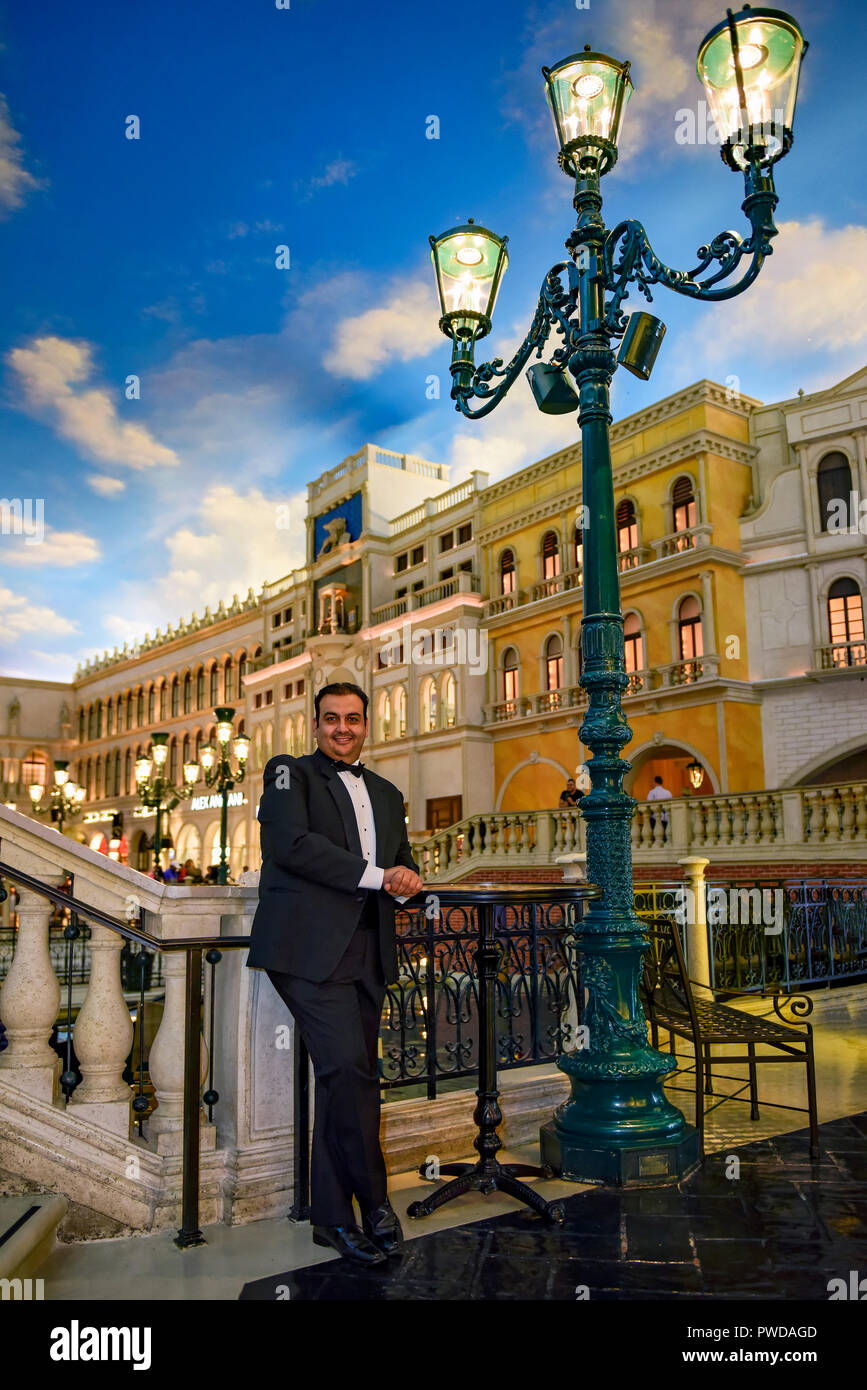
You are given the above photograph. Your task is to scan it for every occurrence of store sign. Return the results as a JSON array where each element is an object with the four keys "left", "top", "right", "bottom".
[{"left": 189, "top": 792, "right": 246, "bottom": 812}]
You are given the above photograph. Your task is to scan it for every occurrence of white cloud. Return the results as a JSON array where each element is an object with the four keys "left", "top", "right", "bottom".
[
  {"left": 1, "top": 527, "right": 101, "bottom": 567},
  {"left": 324, "top": 278, "right": 442, "bottom": 380},
  {"left": 296, "top": 158, "right": 359, "bottom": 201},
  {"left": 0, "top": 94, "right": 41, "bottom": 213},
  {"left": 87, "top": 475, "right": 126, "bottom": 496},
  {"left": 692, "top": 220, "right": 867, "bottom": 361},
  {"left": 90, "top": 483, "right": 308, "bottom": 654},
  {"left": 7, "top": 336, "right": 181, "bottom": 470},
  {"left": 0, "top": 584, "right": 78, "bottom": 639}
]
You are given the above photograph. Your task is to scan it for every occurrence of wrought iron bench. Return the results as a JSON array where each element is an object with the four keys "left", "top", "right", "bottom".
[{"left": 639, "top": 915, "right": 819, "bottom": 1159}]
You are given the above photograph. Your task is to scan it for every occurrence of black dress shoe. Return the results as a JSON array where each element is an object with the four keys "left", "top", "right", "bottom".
[
  {"left": 362, "top": 1201, "right": 405, "bottom": 1255},
  {"left": 312, "top": 1224, "right": 386, "bottom": 1265}
]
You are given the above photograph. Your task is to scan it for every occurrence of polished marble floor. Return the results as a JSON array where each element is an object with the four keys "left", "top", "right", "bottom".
[
  {"left": 240, "top": 1113, "right": 867, "bottom": 1301},
  {"left": 37, "top": 983, "right": 867, "bottom": 1301}
]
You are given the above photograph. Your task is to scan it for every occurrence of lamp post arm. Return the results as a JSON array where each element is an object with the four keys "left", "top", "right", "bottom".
[
  {"left": 451, "top": 262, "right": 576, "bottom": 417},
  {"left": 601, "top": 162, "right": 779, "bottom": 332}
]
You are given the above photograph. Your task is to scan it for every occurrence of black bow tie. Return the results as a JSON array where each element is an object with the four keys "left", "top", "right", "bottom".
[{"left": 333, "top": 760, "right": 364, "bottom": 777}]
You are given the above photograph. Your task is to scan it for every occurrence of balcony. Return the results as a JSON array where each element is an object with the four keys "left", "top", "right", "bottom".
[
  {"left": 529, "top": 566, "right": 583, "bottom": 604},
  {"left": 815, "top": 639, "right": 867, "bottom": 670},
  {"left": 617, "top": 545, "right": 649, "bottom": 573},
  {"left": 483, "top": 686, "right": 586, "bottom": 724},
  {"left": 371, "top": 571, "right": 480, "bottom": 625},
  {"left": 658, "top": 655, "right": 720, "bottom": 687},
  {"left": 650, "top": 524, "right": 713, "bottom": 560}
]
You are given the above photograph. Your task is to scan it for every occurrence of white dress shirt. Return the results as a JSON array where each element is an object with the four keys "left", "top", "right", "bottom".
[{"left": 336, "top": 765, "right": 384, "bottom": 890}]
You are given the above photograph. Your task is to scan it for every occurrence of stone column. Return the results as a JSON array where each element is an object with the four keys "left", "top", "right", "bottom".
[
  {"left": 0, "top": 886, "right": 61, "bottom": 1103},
  {"left": 700, "top": 571, "right": 717, "bottom": 655},
  {"left": 68, "top": 924, "right": 134, "bottom": 1137},
  {"left": 147, "top": 951, "right": 208, "bottom": 1152},
  {"left": 678, "top": 856, "right": 712, "bottom": 999}
]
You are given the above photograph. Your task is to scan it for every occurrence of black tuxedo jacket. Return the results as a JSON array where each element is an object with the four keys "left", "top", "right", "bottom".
[{"left": 246, "top": 747, "right": 419, "bottom": 983}]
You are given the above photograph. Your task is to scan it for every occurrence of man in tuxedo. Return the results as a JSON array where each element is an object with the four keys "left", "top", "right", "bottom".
[{"left": 247, "top": 681, "right": 423, "bottom": 1266}]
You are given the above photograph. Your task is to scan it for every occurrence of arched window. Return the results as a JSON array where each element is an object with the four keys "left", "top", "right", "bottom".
[
  {"left": 113, "top": 749, "right": 121, "bottom": 797},
  {"left": 94, "top": 701, "right": 102, "bottom": 738},
  {"left": 182, "top": 733, "right": 191, "bottom": 769},
  {"left": 171, "top": 678, "right": 179, "bottom": 718},
  {"left": 617, "top": 499, "right": 638, "bottom": 566},
  {"left": 105, "top": 699, "right": 114, "bottom": 736},
  {"left": 500, "top": 549, "right": 516, "bottom": 596},
  {"left": 296, "top": 714, "right": 305, "bottom": 753},
  {"left": 210, "top": 665, "right": 220, "bottom": 706},
  {"left": 817, "top": 452, "right": 853, "bottom": 532},
  {"left": 421, "top": 678, "right": 438, "bottom": 731},
  {"left": 168, "top": 738, "right": 177, "bottom": 784},
  {"left": 159, "top": 682, "right": 167, "bottom": 720},
  {"left": 574, "top": 527, "right": 583, "bottom": 572},
  {"left": 442, "top": 672, "right": 456, "bottom": 727},
  {"left": 678, "top": 595, "right": 704, "bottom": 663},
  {"left": 828, "top": 578, "right": 866, "bottom": 666},
  {"left": 624, "top": 613, "right": 644, "bottom": 674},
  {"left": 78, "top": 708, "right": 85, "bottom": 742},
  {"left": 224, "top": 660, "right": 235, "bottom": 702},
  {"left": 264, "top": 722, "right": 273, "bottom": 762},
  {"left": 196, "top": 667, "right": 205, "bottom": 709},
  {"left": 125, "top": 748, "right": 133, "bottom": 795},
  {"left": 541, "top": 530, "right": 561, "bottom": 580},
  {"left": 284, "top": 718, "right": 295, "bottom": 755},
  {"left": 672, "top": 476, "right": 696, "bottom": 543},
  {"left": 94, "top": 755, "right": 102, "bottom": 799},
  {"left": 183, "top": 673, "right": 192, "bottom": 714},
  {"left": 238, "top": 654, "right": 248, "bottom": 692},
  {"left": 502, "top": 647, "right": 519, "bottom": 704},
  {"left": 545, "top": 633, "right": 563, "bottom": 691},
  {"left": 379, "top": 691, "right": 392, "bottom": 741},
  {"left": 126, "top": 691, "right": 134, "bottom": 728},
  {"left": 194, "top": 729, "right": 203, "bottom": 762},
  {"left": 147, "top": 685, "right": 155, "bottom": 725},
  {"left": 394, "top": 685, "right": 407, "bottom": 738},
  {"left": 136, "top": 688, "right": 144, "bottom": 726},
  {"left": 87, "top": 704, "right": 94, "bottom": 740}
]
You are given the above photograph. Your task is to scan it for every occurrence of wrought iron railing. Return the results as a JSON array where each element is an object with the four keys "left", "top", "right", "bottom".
[
  {"left": 381, "top": 888, "right": 592, "bottom": 1099},
  {"left": 635, "top": 878, "right": 867, "bottom": 992}
]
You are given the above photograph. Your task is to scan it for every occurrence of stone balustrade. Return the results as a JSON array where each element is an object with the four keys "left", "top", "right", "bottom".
[{"left": 411, "top": 781, "right": 867, "bottom": 881}]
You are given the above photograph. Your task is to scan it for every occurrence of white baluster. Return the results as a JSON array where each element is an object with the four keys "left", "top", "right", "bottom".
[
  {"left": 68, "top": 924, "right": 134, "bottom": 1136},
  {"left": 148, "top": 952, "right": 208, "bottom": 1149},
  {"left": 0, "top": 886, "right": 61, "bottom": 1103}
]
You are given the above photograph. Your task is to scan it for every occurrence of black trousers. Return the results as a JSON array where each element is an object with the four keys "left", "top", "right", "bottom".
[{"left": 267, "top": 894, "right": 388, "bottom": 1227}]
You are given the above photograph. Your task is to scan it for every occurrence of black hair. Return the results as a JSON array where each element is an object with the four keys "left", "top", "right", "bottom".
[
  {"left": 654, "top": 775, "right": 663, "bottom": 784},
  {"left": 314, "top": 681, "right": 369, "bottom": 721}
]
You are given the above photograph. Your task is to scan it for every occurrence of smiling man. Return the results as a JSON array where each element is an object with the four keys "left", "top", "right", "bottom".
[{"left": 247, "top": 681, "right": 423, "bottom": 1265}]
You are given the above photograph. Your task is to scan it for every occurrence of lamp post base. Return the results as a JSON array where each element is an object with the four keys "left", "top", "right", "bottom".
[{"left": 540, "top": 1118, "right": 701, "bottom": 1187}]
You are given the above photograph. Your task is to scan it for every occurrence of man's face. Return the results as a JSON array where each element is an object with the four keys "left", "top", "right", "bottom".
[
  {"left": 314, "top": 693, "right": 368, "bottom": 764},
  {"left": 566, "top": 779, "right": 576, "bottom": 791}
]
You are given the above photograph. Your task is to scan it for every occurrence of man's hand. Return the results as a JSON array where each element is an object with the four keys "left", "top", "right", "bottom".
[{"left": 382, "top": 866, "right": 423, "bottom": 898}]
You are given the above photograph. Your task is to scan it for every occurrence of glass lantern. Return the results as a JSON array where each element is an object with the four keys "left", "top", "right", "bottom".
[
  {"left": 698, "top": 7, "right": 808, "bottom": 169},
  {"left": 429, "top": 221, "right": 509, "bottom": 342},
  {"left": 215, "top": 707, "right": 236, "bottom": 745},
  {"left": 543, "top": 47, "right": 633, "bottom": 175}
]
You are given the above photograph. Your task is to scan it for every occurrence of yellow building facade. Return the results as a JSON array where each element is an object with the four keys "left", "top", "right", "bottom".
[{"left": 478, "top": 380, "right": 765, "bottom": 811}]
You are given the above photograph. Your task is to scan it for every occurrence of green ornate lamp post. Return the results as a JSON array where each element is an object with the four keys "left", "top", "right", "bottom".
[
  {"left": 135, "top": 734, "right": 200, "bottom": 879},
  {"left": 429, "top": 7, "right": 807, "bottom": 1183},
  {"left": 28, "top": 761, "right": 85, "bottom": 834},
  {"left": 198, "top": 708, "right": 250, "bottom": 885}
]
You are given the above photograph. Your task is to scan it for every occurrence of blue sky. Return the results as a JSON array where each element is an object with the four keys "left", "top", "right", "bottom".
[{"left": 1, "top": 0, "right": 864, "bottom": 680}]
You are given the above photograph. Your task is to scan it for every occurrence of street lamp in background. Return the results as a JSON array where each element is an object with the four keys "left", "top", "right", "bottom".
[
  {"left": 28, "top": 761, "right": 84, "bottom": 834},
  {"left": 429, "top": 7, "right": 807, "bottom": 1184},
  {"left": 135, "top": 734, "right": 200, "bottom": 879},
  {"left": 198, "top": 708, "right": 250, "bottom": 885}
]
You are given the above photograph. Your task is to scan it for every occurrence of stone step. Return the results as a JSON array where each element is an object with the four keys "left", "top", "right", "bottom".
[{"left": 0, "top": 1193, "right": 68, "bottom": 1287}]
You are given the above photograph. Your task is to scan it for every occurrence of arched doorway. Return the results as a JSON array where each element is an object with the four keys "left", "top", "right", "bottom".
[{"left": 624, "top": 742, "right": 718, "bottom": 800}]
